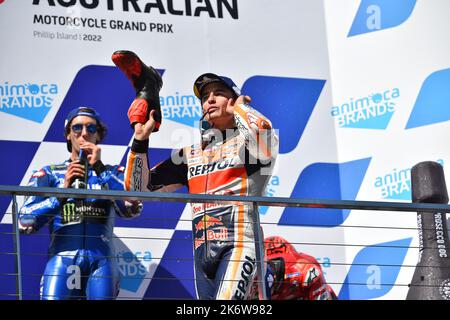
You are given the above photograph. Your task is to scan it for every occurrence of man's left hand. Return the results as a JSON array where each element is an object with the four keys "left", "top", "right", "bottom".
[{"left": 226, "top": 95, "right": 252, "bottom": 115}]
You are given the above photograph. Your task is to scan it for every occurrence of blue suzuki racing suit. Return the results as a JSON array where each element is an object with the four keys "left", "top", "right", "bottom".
[{"left": 19, "top": 160, "right": 140, "bottom": 300}]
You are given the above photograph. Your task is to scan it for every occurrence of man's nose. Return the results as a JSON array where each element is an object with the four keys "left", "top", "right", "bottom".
[
  {"left": 206, "top": 92, "right": 215, "bottom": 103},
  {"left": 81, "top": 126, "right": 90, "bottom": 136}
]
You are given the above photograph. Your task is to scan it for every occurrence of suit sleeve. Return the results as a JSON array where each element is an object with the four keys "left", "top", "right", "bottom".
[
  {"left": 233, "top": 103, "right": 279, "bottom": 163},
  {"left": 19, "top": 167, "right": 61, "bottom": 231},
  {"left": 93, "top": 161, "right": 142, "bottom": 219},
  {"left": 125, "top": 138, "right": 188, "bottom": 193}
]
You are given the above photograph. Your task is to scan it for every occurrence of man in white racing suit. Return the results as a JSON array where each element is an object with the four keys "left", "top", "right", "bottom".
[{"left": 113, "top": 52, "right": 278, "bottom": 300}]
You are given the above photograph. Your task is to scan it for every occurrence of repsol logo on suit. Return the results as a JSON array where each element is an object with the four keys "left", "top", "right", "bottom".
[
  {"left": 234, "top": 255, "right": 256, "bottom": 300},
  {"left": 188, "top": 158, "right": 237, "bottom": 178}
]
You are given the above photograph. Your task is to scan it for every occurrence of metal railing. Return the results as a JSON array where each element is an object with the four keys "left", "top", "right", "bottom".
[{"left": 1, "top": 184, "right": 450, "bottom": 300}]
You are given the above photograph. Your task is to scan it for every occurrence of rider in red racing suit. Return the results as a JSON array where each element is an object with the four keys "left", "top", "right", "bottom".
[
  {"left": 262, "top": 236, "right": 337, "bottom": 300},
  {"left": 117, "top": 58, "right": 279, "bottom": 300}
]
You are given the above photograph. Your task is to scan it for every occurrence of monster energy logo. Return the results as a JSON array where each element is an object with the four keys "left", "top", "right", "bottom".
[
  {"left": 62, "top": 202, "right": 81, "bottom": 225},
  {"left": 61, "top": 202, "right": 107, "bottom": 224}
]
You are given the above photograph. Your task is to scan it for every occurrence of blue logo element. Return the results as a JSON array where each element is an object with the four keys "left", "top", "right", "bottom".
[
  {"left": 406, "top": 68, "right": 450, "bottom": 129},
  {"left": 374, "top": 166, "right": 411, "bottom": 201},
  {"left": 338, "top": 238, "right": 412, "bottom": 300},
  {"left": 316, "top": 257, "right": 332, "bottom": 276},
  {"left": 117, "top": 250, "right": 152, "bottom": 292},
  {"left": 242, "top": 76, "right": 325, "bottom": 154},
  {"left": 145, "top": 230, "right": 196, "bottom": 299},
  {"left": 165, "top": 75, "right": 326, "bottom": 152},
  {"left": 160, "top": 92, "right": 202, "bottom": 127},
  {"left": 259, "top": 175, "right": 280, "bottom": 215},
  {"left": 278, "top": 158, "right": 371, "bottom": 227},
  {"left": 348, "top": 0, "right": 416, "bottom": 37},
  {"left": 44, "top": 65, "right": 164, "bottom": 146},
  {"left": 43, "top": 65, "right": 187, "bottom": 229},
  {"left": 374, "top": 159, "right": 444, "bottom": 201},
  {"left": 0, "top": 81, "right": 58, "bottom": 123},
  {"left": 0, "top": 140, "right": 40, "bottom": 222},
  {"left": 331, "top": 88, "right": 399, "bottom": 130},
  {"left": 49, "top": 69, "right": 324, "bottom": 152}
]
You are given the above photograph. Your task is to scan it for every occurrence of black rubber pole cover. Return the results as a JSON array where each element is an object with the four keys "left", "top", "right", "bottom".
[
  {"left": 411, "top": 161, "right": 448, "bottom": 204},
  {"left": 407, "top": 161, "right": 450, "bottom": 300}
]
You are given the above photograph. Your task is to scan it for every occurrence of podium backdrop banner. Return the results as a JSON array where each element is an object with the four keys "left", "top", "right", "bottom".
[{"left": 1, "top": 0, "right": 450, "bottom": 300}]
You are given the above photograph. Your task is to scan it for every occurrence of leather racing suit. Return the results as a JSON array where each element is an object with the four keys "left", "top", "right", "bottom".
[
  {"left": 19, "top": 160, "right": 140, "bottom": 300},
  {"left": 125, "top": 103, "right": 278, "bottom": 299}
]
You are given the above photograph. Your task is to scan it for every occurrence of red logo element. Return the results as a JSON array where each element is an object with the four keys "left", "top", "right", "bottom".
[
  {"left": 213, "top": 189, "right": 234, "bottom": 196},
  {"left": 31, "top": 170, "right": 46, "bottom": 178},
  {"left": 194, "top": 228, "right": 228, "bottom": 249},
  {"left": 246, "top": 113, "right": 259, "bottom": 127},
  {"left": 194, "top": 215, "right": 223, "bottom": 233},
  {"left": 0, "top": 1, "right": 5, "bottom": 5}
]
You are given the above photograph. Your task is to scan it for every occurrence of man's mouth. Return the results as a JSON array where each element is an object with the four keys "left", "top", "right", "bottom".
[{"left": 207, "top": 107, "right": 218, "bottom": 114}]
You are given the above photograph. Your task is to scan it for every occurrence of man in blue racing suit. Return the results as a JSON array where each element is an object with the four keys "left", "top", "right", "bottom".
[{"left": 19, "top": 107, "right": 141, "bottom": 300}]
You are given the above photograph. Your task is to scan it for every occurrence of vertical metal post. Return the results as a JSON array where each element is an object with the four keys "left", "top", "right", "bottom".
[
  {"left": 11, "top": 194, "right": 23, "bottom": 300},
  {"left": 252, "top": 202, "right": 267, "bottom": 300}
]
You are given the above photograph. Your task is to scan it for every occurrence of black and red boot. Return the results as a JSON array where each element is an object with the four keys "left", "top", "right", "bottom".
[{"left": 112, "top": 50, "right": 163, "bottom": 132}]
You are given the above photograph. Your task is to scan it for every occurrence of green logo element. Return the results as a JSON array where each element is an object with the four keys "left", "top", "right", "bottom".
[
  {"left": 305, "top": 267, "right": 319, "bottom": 286},
  {"left": 62, "top": 202, "right": 80, "bottom": 224}
]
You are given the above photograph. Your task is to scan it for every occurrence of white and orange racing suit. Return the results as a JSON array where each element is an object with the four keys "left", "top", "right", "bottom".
[{"left": 125, "top": 103, "right": 278, "bottom": 300}]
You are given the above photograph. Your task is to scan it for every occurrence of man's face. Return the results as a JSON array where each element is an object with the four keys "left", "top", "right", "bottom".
[
  {"left": 66, "top": 115, "right": 99, "bottom": 154},
  {"left": 200, "top": 82, "right": 235, "bottom": 127}
]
